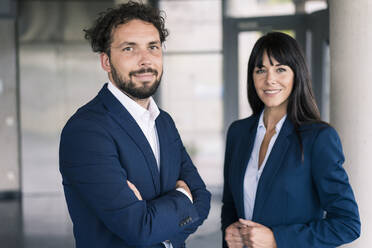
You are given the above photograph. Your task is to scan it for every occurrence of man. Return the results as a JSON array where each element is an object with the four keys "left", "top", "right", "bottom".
[{"left": 59, "top": 2, "right": 211, "bottom": 248}]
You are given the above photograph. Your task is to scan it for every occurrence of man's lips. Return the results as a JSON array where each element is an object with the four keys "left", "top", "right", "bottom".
[{"left": 133, "top": 72, "right": 155, "bottom": 81}]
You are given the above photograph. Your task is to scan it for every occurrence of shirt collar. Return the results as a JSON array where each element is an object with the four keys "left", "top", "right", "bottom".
[
  {"left": 257, "top": 110, "right": 287, "bottom": 133},
  {"left": 107, "top": 81, "right": 160, "bottom": 123}
]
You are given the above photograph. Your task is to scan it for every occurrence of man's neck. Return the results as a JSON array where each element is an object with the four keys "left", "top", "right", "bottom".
[
  {"left": 131, "top": 96, "right": 150, "bottom": 110},
  {"left": 110, "top": 80, "right": 150, "bottom": 110}
]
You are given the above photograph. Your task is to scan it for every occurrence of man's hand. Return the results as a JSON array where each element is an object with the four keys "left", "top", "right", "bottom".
[
  {"left": 127, "top": 180, "right": 142, "bottom": 200},
  {"left": 238, "top": 219, "right": 277, "bottom": 248},
  {"left": 225, "top": 221, "right": 244, "bottom": 248},
  {"left": 176, "top": 180, "right": 193, "bottom": 202}
]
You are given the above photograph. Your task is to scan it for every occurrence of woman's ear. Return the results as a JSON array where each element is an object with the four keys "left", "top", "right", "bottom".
[{"left": 100, "top": 53, "right": 111, "bottom": 73}]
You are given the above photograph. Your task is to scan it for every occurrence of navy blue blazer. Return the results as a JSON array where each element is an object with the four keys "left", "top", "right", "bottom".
[
  {"left": 221, "top": 114, "right": 360, "bottom": 248},
  {"left": 59, "top": 84, "right": 211, "bottom": 248}
]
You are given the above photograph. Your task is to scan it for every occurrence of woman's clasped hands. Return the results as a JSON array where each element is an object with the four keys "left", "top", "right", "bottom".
[{"left": 225, "top": 219, "right": 277, "bottom": 248}]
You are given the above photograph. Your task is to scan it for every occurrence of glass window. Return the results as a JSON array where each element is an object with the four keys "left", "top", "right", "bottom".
[
  {"left": 159, "top": 1, "right": 224, "bottom": 245},
  {"left": 227, "top": 0, "right": 295, "bottom": 18},
  {"left": 162, "top": 52, "right": 224, "bottom": 247},
  {"left": 305, "top": 0, "right": 327, "bottom": 13},
  {"left": 160, "top": 0, "right": 222, "bottom": 52},
  {"left": 162, "top": 54, "right": 223, "bottom": 173},
  {"left": 19, "top": 1, "right": 112, "bottom": 246}
]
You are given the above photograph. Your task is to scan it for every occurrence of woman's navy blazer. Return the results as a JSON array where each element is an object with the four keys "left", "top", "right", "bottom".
[{"left": 221, "top": 114, "right": 360, "bottom": 248}]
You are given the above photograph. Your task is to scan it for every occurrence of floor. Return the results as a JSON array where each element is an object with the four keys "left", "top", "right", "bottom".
[
  {"left": 0, "top": 189, "right": 222, "bottom": 248},
  {"left": 0, "top": 131, "right": 223, "bottom": 248}
]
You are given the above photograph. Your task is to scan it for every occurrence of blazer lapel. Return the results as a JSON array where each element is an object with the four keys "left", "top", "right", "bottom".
[
  {"left": 252, "top": 118, "right": 294, "bottom": 221},
  {"left": 155, "top": 114, "right": 173, "bottom": 193},
  {"left": 234, "top": 115, "right": 260, "bottom": 218},
  {"left": 98, "top": 84, "right": 161, "bottom": 195}
]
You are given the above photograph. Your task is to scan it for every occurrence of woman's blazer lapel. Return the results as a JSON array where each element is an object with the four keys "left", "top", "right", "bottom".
[
  {"left": 252, "top": 118, "right": 294, "bottom": 221},
  {"left": 233, "top": 115, "right": 260, "bottom": 218}
]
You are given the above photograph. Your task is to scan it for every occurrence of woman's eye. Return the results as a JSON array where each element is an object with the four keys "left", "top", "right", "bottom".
[
  {"left": 255, "top": 68, "right": 265, "bottom": 74},
  {"left": 277, "top": 67, "right": 286, "bottom": 72}
]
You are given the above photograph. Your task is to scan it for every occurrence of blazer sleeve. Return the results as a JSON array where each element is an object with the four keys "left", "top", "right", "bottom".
[
  {"left": 164, "top": 114, "right": 211, "bottom": 247},
  {"left": 221, "top": 123, "right": 239, "bottom": 248},
  {"left": 59, "top": 117, "right": 200, "bottom": 247},
  {"left": 271, "top": 126, "right": 361, "bottom": 248}
]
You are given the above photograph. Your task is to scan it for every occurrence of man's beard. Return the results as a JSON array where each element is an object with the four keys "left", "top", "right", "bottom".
[{"left": 111, "top": 64, "right": 162, "bottom": 100}]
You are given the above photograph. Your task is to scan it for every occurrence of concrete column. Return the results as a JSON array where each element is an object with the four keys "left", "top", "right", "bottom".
[{"left": 329, "top": 0, "right": 371, "bottom": 247}]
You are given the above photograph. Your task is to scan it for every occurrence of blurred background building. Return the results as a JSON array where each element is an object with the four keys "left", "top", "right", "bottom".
[{"left": 0, "top": 0, "right": 370, "bottom": 247}]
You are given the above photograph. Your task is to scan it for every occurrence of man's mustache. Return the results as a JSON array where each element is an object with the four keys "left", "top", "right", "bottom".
[{"left": 129, "top": 68, "right": 158, "bottom": 77}]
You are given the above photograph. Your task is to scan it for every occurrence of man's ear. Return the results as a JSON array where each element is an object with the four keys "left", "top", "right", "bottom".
[{"left": 100, "top": 53, "right": 111, "bottom": 73}]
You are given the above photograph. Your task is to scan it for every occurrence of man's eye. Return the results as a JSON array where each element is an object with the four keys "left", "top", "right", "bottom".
[
  {"left": 149, "top": 45, "right": 159, "bottom": 50},
  {"left": 123, "top": 47, "right": 133, "bottom": 52}
]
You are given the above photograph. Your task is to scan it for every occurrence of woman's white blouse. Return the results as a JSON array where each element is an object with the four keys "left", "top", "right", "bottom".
[{"left": 243, "top": 112, "right": 287, "bottom": 220}]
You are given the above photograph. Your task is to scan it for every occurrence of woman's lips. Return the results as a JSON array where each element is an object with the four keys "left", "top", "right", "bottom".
[{"left": 263, "top": 89, "right": 281, "bottom": 95}]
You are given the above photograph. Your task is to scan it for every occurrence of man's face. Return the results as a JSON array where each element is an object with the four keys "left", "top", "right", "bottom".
[{"left": 101, "top": 19, "right": 163, "bottom": 99}]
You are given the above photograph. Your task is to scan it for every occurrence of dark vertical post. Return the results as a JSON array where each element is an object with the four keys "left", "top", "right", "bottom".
[
  {"left": 308, "top": 9, "right": 329, "bottom": 118},
  {"left": 0, "top": 1, "right": 23, "bottom": 248},
  {"left": 0, "top": 0, "right": 21, "bottom": 199},
  {"left": 222, "top": 0, "right": 239, "bottom": 134}
]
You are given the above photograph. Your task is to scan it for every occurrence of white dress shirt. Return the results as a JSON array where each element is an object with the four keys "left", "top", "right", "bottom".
[
  {"left": 108, "top": 81, "right": 191, "bottom": 248},
  {"left": 243, "top": 111, "right": 286, "bottom": 220},
  {"left": 108, "top": 81, "right": 160, "bottom": 167}
]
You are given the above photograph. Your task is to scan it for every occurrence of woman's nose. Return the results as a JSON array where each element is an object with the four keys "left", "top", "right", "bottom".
[{"left": 265, "top": 71, "right": 276, "bottom": 84}]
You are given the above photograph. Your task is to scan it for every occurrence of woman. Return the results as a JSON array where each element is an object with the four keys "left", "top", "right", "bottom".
[{"left": 221, "top": 32, "right": 360, "bottom": 248}]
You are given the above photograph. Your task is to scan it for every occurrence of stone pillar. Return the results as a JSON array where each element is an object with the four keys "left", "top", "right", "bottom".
[{"left": 329, "top": 0, "right": 371, "bottom": 246}]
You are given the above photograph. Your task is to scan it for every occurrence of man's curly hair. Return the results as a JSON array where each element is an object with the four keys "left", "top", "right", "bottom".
[{"left": 84, "top": 1, "right": 168, "bottom": 56}]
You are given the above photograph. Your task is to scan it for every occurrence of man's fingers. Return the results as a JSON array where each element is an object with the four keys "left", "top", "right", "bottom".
[
  {"left": 127, "top": 180, "right": 143, "bottom": 200},
  {"left": 175, "top": 180, "right": 193, "bottom": 202},
  {"left": 176, "top": 180, "right": 186, "bottom": 187},
  {"left": 127, "top": 180, "right": 134, "bottom": 188}
]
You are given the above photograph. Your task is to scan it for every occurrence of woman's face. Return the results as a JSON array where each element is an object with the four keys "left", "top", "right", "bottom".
[{"left": 253, "top": 51, "right": 294, "bottom": 112}]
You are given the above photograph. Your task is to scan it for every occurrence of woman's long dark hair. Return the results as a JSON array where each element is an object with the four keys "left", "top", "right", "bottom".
[{"left": 247, "top": 32, "right": 323, "bottom": 158}]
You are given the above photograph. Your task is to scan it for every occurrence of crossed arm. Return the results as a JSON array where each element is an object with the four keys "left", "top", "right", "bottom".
[
  {"left": 60, "top": 117, "right": 210, "bottom": 247},
  {"left": 127, "top": 179, "right": 193, "bottom": 202}
]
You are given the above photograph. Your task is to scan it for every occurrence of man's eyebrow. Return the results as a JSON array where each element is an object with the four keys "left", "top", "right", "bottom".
[
  {"left": 115, "top": 41, "right": 161, "bottom": 48},
  {"left": 118, "top": 41, "right": 136, "bottom": 47},
  {"left": 149, "top": 41, "right": 161, "bottom": 45}
]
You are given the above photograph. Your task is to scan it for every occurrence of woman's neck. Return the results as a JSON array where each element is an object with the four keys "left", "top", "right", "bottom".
[{"left": 263, "top": 107, "right": 287, "bottom": 131}]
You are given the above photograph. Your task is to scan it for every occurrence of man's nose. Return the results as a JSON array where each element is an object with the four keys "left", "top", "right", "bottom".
[{"left": 138, "top": 49, "right": 151, "bottom": 67}]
